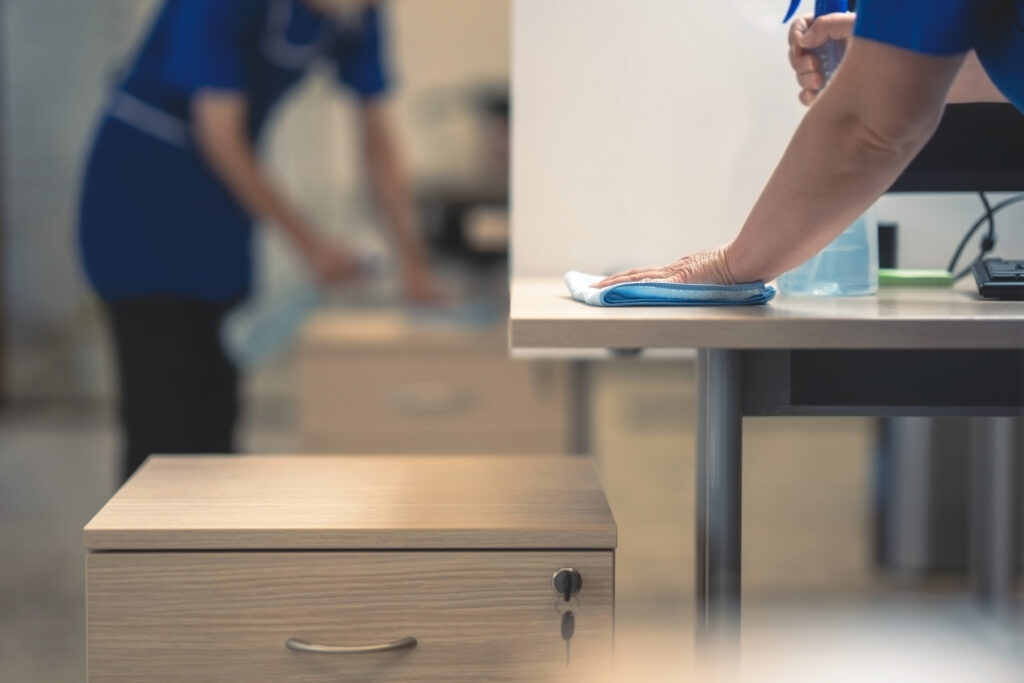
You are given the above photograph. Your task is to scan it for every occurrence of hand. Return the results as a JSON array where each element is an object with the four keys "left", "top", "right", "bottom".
[
  {"left": 300, "top": 239, "right": 367, "bottom": 286},
  {"left": 400, "top": 260, "right": 447, "bottom": 305},
  {"left": 789, "top": 12, "right": 856, "bottom": 106},
  {"left": 594, "top": 246, "right": 738, "bottom": 289}
]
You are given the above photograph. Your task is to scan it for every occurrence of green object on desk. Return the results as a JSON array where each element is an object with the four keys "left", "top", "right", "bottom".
[{"left": 878, "top": 269, "right": 955, "bottom": 288}]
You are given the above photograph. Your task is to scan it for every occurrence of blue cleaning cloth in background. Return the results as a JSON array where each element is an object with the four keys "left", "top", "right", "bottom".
[{"left": 565, "top": 271, "right": 776, "bottom": 307}]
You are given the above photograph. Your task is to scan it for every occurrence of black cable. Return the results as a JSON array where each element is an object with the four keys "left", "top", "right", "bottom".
[
  {"left": 947, "top": 192, "right": 1024, "bottom": 280},
  {"left": 953, "top": 192, "right": 996, "bottom": 280},
  {"left": 979, "top": 191, "right": 996, "bottom": 250},
  {"left": 947, "top": 191, "right": 994, "bottom": 277}
]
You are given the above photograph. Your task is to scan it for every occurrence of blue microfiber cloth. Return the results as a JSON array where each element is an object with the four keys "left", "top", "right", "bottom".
[{"left": 565, "top": 271, "right": 776, "bottom": 307}]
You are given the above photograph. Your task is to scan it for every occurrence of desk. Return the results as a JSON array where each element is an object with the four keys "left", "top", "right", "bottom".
[
  {"left": 297, "top": 311, "right": 571, "bottom": 455},
  {"left": 510, "top": 277, "right": 1024, "bottom": 635}
]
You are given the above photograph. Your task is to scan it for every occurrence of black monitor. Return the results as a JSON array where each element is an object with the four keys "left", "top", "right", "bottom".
[{"left": 888, "top": 103, "right": 1024, "bottom": 193}]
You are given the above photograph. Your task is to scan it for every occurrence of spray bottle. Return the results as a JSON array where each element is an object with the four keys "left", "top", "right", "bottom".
[
  {"left": 778, "top": 0, "right": 878, "bottom": 297},
  {"left": 784, "top": 0, "right": 850, "bottom": 85}
]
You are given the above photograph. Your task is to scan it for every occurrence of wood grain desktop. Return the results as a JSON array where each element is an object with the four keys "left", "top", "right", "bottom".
[{"left": 510, "top": 277, "right": 1024, "bottom": 350}]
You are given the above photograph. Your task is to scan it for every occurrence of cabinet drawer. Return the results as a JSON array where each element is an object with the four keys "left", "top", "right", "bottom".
[
  {"left": 87, "top": 551, "right": 613, "bottom": 682},
  {"left": 299, "top": 357, "right": 568, "bottom": 436}
]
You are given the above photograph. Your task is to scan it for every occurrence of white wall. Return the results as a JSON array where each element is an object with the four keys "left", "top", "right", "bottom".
[
  {"left": 2, "top": 0, "right": 161, "bottom": 397},
  {"left": 512, "top": 0, "right": 1024, "bottom": 277}
]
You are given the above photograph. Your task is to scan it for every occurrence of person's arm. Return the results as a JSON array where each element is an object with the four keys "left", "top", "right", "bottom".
[
  {"left": 598, "top": 38, "right": 964, "bottom": 288},
  {"left": 727, "top": 39, "right": 964, "bottom": 282},
  {"left": 357, "top": 98, "right": 443, "bottom": 302},
  {"left": 192, "top": 91, "right": 362, "bottom": 283}
]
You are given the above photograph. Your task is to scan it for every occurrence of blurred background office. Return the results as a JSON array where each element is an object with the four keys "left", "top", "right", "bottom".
[{"left": 1, "top": 1, "right": 1022, "bottom": 681}]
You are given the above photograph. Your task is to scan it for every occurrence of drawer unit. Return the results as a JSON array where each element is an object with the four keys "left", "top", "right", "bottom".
[
  {"left": 297, "top": 312, "right": 570, "bottom": 454},
  {"left": 85, "top": 455, "right": 616, "bottom": 682}
]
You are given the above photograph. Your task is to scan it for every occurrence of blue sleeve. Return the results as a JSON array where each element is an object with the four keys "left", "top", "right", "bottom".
[
  {"left": 162, "top": 0, "right": 258, "bottom": 94},
  {"left": 334, "top": 7, "right": 392, "bottom": 99},
  {"left": 854, "top": 0, "right": 991, "bottom": 55}
]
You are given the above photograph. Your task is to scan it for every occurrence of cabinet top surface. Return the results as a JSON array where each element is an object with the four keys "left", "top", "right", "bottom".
[
  {"left": 510, "top": 277, "right": 1024, "bottom": 350},
  {"left": 84, "top": 455, "right": 616, "bottom": 551}
]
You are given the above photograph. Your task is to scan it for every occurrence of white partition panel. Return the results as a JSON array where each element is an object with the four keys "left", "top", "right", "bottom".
[
  {"left": 511, "top": 0, "right": 1024, "bottom": 277},
  {"left": 512, "top": 0, "right": 803, "bottom": 277}
]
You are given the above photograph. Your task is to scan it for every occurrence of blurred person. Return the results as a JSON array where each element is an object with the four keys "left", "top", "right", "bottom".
[
  {"left": 596, "top": 1, "right": 1021, "bottom": 289},
  {"left": 79, "top": 0, "right": 440, "bottom": 482}
]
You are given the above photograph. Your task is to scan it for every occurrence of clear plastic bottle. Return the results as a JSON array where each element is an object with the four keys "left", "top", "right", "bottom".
[
  {"left": 777, "top": 206, "right": 879, "bottom": 296},
  {"left": 221, "top": 281, "right": 322, "bottom": 368},
  {"left": 780, "top": 0, "right": 877, "bottom": 296}
]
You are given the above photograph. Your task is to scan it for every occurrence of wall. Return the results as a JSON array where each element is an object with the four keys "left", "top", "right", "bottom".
[
  {"left": 2, "top": 0, "right": 159, "bottom": 397},
  {"left": 511, "top": 0, "right": 1024, "bottom": 277}
]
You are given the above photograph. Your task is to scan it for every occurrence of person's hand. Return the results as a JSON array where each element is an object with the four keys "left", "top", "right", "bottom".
[
  {"left": 789, "top": 12, "right": 856, "bottom": 106},
  {"left": 399, "top": 259, "right": 447, "bottom": 305},
  {"left": 594, "top": 245, "right": 738, "bottom": 289},
  {"left": 300, "top": 238, "right": 367, "bottom": 286}
]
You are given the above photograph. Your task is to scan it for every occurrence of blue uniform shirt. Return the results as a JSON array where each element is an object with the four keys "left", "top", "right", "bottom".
[
  {"left": 79, "top": 0, "right": 391, "bottom": 302},
  {"left": 855, "top": 0, "right": 1024, "bottom": 112}
]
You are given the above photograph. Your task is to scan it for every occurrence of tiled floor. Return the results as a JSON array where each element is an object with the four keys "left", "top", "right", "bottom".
[{"left": 1, "top": 359, "right": 1020, "bottom": 681}]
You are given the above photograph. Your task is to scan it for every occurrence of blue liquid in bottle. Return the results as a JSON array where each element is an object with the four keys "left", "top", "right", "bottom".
[
  {"left": 780, "top": 0, "right": 876, "bottom": 296},
  {"left": 778, "top": 207, "right": 879, "bottom": 296}
]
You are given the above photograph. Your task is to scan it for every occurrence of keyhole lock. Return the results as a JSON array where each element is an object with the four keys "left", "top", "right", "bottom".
[{"left": 552, "top": 568, "right": 583, "bottom": 602}]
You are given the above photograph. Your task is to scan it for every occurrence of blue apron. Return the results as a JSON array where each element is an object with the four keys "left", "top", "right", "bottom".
[{"left": 79, "top": 0, "right": 390, "bottom": 302}]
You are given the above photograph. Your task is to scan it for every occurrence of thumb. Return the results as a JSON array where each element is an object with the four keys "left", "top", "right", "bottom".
[{"left": 799, "top": 13, "right": 854, "bottom": 49}]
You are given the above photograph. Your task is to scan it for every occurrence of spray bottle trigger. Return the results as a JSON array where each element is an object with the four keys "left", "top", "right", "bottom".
[{"left": 783, "top": 0, "right": 802, "bottom": 23}]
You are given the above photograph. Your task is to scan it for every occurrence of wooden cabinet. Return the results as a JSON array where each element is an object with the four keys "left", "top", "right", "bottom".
[
  {"left": 297, "top": 312, "right": 570, "bottom": 455},
  {"left": 85, "top": 455, "right": 616, "bottom": 682}
]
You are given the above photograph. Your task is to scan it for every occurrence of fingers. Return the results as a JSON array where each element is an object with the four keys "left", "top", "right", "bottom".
[
  {"left": 595, "top": 267, "right": 669, "bottom": 289},
  {"left": 789, "top": 47, "right": 819, "bottom": 75},
  {"left": 798, "top": 12, "right": 855, "bottom": 50},
  {"left": 797, "top": 68, "right": 824, "bottom": 93},
  {"left": 788, "top": 14, "right": 823, "bottom": 106},
  {"left": 594, "top": 249, "right": 735, "bottom": 289},
  {"left": 787, "top": 15, "right": 812, "bottom": 56}
]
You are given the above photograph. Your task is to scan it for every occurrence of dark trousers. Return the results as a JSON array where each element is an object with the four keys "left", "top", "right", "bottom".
[{"left": 104, "top": 297, "right": 240, "bottom": 482}]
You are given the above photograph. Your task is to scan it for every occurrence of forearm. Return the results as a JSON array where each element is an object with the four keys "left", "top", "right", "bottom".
[
  {"left": 728, "top": 40, "right": 963, "bottom": 282},
  {"left": 193, "top": 93, "right": 319, "bottom": 254},
  {"left": 360, "top": 102, "right": 428, "bottom": 265},
  {"left": 728, "top": 109, "right": 921, "bottom": 282}
]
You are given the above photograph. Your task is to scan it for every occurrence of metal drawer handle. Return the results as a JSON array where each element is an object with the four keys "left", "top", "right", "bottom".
[{"left": 286, "top": 637, "right": 418, "bottom": 655}]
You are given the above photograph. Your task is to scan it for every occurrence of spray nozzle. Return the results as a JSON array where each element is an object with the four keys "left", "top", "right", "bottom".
[{"left": 783, "top": 0, "right": 801, "bottom": 23}]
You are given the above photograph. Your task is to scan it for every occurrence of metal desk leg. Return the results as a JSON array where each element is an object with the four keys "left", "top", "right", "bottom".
[
  {"left": 568, "top": 361, "right": 592, "bottom": 455},
  {"left": 696, "top": 349, "right": 743, "bottom": 638},
  {"left": 969, "top": 417, "right": 1019, "bottom": 616}
]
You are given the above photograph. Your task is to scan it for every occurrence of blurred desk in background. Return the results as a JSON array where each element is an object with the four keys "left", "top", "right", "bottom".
[{"left": 298, "top": 310, "right": 571, "bottom": 455}]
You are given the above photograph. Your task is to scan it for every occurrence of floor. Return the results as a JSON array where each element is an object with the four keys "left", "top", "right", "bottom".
[{"left": 1, "top": 357, "right": 1021, "bottom": 682}]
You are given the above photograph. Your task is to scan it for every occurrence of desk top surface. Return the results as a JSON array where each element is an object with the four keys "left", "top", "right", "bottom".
[
  {"left": 510, "top": 277, "right": 1024, "bottom": 350},
  {"left": 85, "top": 455, "right": 615, "bottom": 551}
]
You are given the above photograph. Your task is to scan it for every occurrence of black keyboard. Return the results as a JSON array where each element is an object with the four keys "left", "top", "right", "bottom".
[{"left": 973, "top": 258, "right": 1024, "bottom": 299}]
